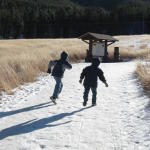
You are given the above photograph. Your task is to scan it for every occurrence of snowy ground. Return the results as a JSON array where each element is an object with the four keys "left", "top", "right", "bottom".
[
  {"left": 0, "top": 61, "right": 150, "bottom": 150},
  {"left": 114, "top": 34, "right": 150, "bottom": 49}
]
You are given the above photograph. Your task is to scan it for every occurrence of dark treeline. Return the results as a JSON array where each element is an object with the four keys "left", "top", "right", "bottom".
[{"left": 1, "top": 0, "right": 150, "bottom": 39}]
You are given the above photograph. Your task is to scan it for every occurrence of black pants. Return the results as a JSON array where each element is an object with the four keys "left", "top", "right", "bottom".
[{"left": 83, "top": 86, "right": 97, "bottom": 104}]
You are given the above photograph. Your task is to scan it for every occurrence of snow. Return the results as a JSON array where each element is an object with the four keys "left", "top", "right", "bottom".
[
  {"left": 0, "top": 61, "right": 150, "bottom": 150},
  {"left": 114, "top": 35, "right": 150, "bottom": 49}
]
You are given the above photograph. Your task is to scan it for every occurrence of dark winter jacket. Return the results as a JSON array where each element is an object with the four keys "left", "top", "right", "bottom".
[
  {"left": 80, "top": 65, "right": 106, "bottom": 87},
  {"left": 48, "top": 59, "right": 72, "bottom": 78}
]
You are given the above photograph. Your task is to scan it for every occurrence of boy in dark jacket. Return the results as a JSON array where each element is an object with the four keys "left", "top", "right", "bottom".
[
  {"left": 47, "top": 51, "right": 72, "bottom": 103},
  {"left": 79, "top": 58, "right": 108, "bottom": 106}
]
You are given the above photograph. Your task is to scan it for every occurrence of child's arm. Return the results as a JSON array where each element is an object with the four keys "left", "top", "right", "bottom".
[
  {"left": 79, "top": 68, "right": 86, "bottom": 83},
  {"left": 47, "top": 61, "right": 56, "bottom": 74},
  {"left": 98, "top": 69, "right": 108, "bottom": 87},
  {"left": 64, "top": 61, "right": 72, "bottom": 70}
]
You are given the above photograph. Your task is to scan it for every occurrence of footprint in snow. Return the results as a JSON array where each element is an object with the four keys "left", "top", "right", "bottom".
[{"left": 40, "top": 144, "right": 46, "bottom": 149}]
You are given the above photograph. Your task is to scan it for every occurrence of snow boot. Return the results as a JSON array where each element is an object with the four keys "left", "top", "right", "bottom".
[
  {"left": 83, "top": 101, "right": 87, "bottom": 106},
  {"left": 50, "top": 96, "right": 57, "bottom": 104},
  {"left": 92, "top": 103, "right": 96, "bottom": 106}
]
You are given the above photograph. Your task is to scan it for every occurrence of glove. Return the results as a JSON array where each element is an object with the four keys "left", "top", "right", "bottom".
[
  {"left": 105, "top": 83, "right": 108, "bottom": 87},
  {"left": 47, "top": 68, "right": 51, "bottom": 74},
  {"left": 79, "top": 79, "right": 82, "bottom": 84}
]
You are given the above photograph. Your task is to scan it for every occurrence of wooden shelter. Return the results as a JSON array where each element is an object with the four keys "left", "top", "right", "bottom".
[{"left": 79, "top": 32, "right": 118, "bottom": 62}]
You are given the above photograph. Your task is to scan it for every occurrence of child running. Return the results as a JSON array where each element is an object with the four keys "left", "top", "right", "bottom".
[
  {"left": 47, "top": 51, "right": 72, "bottom": 104},
  {"left": 79, "top": 58, "right": 108, "bottom": 106}
]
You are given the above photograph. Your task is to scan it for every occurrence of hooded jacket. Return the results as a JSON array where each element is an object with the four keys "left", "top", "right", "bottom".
[
  {"left": 80, "top": 65, "right": 106, "bottom": 87},
  {"left": 48, "top": 59, "right": 72, "bottom": 78}
]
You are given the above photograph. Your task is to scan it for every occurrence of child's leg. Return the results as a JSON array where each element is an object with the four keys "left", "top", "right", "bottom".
[
  {"left": 83, "top": 86, "right": 90, "bottom": 102},
  {"left": 52, "top": 77, "right": 62, "bottom": 99},
  {"left": 91, "top": 87, "right": 97, "bottom": 105},
  {"left": 58, "top": 81, "right": 63, "bottom": 94}
]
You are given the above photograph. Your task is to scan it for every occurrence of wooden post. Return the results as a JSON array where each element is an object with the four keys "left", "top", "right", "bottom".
[
  {"left": 88, "top": 40, "right": 93, "bottom": 62},
  {"left": 103, "top": 40, "right": 108, "bottom": 62},
  {"left": 114, "top": 47, "right": 120, "bottom": 61},
  {"left": 85, "top": 49, "right": 90, "bottom": 62},
  {"left": 105, "top": 41, "right": 107, "bottom": 57}
]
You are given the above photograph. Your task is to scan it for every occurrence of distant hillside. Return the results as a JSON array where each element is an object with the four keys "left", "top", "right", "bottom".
[
  {"left": 72, "top": 0, "right": 150, "bottom": 8},
  {"left": 1, "top": 0, "right": 150, "bottom": 38},
  {"left": 72, "top": 0, "right": 123, "bottom": 8}
]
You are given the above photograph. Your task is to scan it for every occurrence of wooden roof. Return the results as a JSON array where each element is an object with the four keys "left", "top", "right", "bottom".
[{"left": 79, "top": 32, "right": 118, "bottom": 42}]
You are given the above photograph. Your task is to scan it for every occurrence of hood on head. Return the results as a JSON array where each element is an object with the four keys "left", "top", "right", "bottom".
[
  {"left": 92, "top": 58, "right": 100, "bottom": 67},
  {"left": 60, "top": 51, "right": 68, "bottom": 61}
]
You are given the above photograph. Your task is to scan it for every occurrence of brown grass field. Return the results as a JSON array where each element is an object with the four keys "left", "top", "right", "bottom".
[
  {"left": 0, "top": 39, "right": 87, "bottom": 92},
  {"left": 136, "top": 58, "right": 150, "bottom": 92},
  {"left": 0, "top": 35, "right": 150, "bottom": 92}
]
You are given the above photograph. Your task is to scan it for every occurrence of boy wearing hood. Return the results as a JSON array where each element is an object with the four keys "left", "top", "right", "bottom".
[
  {"left": 79, "top": 58, "right": 108, "bottom": 106},
  {"left": 47, "top": 51, "right": 72, "bottom": 103}
]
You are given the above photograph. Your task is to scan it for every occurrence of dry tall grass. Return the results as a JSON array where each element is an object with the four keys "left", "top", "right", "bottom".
[
  {"left": 1, "top": 35, "right": 150, "bottom": 92},
  {"left": 136, "top": 56, "right": 150, "bottom": 92},
  {"left": 108, "top": 46, "right": 150, "bottom": 60},
  {"left": 0, "top": 39, "right": 87, "bottom": 92},
  {"left": 109, "top": 35, "right": 150, "bottom": 60}
]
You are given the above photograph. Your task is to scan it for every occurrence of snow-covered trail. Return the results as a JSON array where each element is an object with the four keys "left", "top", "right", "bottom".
[{"left": 0, "top": 62, "right": 150, "bottom": 150}]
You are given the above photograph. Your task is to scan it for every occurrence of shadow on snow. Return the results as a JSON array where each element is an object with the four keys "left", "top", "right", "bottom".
[
  {"left": 0, "top": 102, "right": 53, "bottom": 119},
  {"left": 0, "top": 106, "right": 92, "bottom": 140}
]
